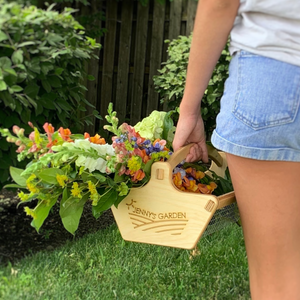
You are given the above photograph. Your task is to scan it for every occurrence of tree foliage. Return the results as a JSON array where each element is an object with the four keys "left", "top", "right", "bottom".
[{"left": 0, "top": 0, "right": 101, "bottom": 189}]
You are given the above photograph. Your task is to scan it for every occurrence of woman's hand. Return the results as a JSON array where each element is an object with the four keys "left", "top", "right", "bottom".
[{"left": 172, "top": 111, "right": 208, "bottom": 163}]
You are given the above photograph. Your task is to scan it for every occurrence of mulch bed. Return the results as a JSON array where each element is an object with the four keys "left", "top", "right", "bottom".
[{"left": 0, "top": 189, "right": 115, "bottom": 266}]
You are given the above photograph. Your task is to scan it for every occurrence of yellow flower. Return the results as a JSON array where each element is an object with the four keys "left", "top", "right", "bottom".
[
  {"left": 34, "top": 128, "right": 43, "bottom": 147},
  {"left": 79, "top": 166, "right": 85, "bottom": 175},
  {"left": 87, "top": 181, "right": 97, "bottom": 195},
  {"left": 87, "top": 181, "right": 99, "bottom": 205},
  {"left": 71, "top": 182, "right": 82, "bottom": 199},
  {"left": 208, "top": 182, "right": 218, "bottom": 192},
  {"left": 124, "top": 140, "right": 134, "bottom": 151},
  {"left": 26, "top": 174, "right": 36, "bottom": 183},
  {"left": 127, "top": 156, "right": 142, "bottom": 173},
  {"left": 27, "top": 183, "right": 40, "bottom": 194},
  {"left": 24, "top": 206, "right": 37, "bottom": 219},
  {"left": 56, "top": 174, "right": 68, "bottom": 187},
  {"left": 26, "top": 174, "right": 40, "bottom": 193},
  {"left": 116, "top": 182, "right": 129, "bottom": 196},
  {"left": 18, "top": 191, "right": 30, "bottom": 202}
]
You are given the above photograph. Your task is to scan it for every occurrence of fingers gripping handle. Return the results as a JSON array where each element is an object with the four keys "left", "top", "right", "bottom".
[{"left": 167, "top": 143, "right": 223, "bottom": 170}]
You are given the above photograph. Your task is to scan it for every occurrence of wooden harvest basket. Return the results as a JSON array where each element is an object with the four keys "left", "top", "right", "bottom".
[{"left": 111, "top": 144, "right": 236, "bottom": 249}]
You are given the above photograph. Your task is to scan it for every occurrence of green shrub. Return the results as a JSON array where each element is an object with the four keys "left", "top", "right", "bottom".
[
  {"left": 153, "top": 34, "right": 231, "bottom": 138},
  {"left": 0, "top": 0, "right": 101, "bottom": 189}
]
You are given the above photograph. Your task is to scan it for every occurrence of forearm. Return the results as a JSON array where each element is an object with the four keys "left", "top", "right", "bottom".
[{"left": 180, "top": 0, "right": 240, "bottom": 115}]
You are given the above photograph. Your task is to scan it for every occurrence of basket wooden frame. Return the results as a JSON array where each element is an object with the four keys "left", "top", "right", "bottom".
[{"left": 111, "top": 144, "right": 236, "bottom": 249}]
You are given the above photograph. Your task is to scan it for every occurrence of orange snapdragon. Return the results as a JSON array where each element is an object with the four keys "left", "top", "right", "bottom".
[
  {"left": 59, "top": 127, "right": 73, "bottom": 142},
  {"left": 84, "top": 133, "right": 106, "bottom": 144}
]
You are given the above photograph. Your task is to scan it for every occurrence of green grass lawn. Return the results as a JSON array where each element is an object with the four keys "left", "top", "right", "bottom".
[{"left": 0, "top": 223, "right": 250, "bottom": 300}]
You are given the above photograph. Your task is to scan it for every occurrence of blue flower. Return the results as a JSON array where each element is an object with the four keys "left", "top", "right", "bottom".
[{"left": 142, "top": 140, "right": 151, "bottom": 146}]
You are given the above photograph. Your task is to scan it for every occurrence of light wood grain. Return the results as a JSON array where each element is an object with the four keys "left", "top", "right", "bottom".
[{"left": 112, "top": 144, "right": 236, "bottom": 249}]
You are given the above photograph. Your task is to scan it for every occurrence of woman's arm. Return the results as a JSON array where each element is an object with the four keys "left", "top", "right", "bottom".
[{"left": 172, "top": 0, "right": 240, "bottom": 162}]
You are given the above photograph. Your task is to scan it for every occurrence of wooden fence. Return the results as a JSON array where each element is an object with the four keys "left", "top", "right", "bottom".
[{"left": 80, "top": 0, "right": 198, "bottom": 134}]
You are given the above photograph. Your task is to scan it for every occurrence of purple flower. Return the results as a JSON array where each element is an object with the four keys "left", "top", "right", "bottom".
[
  {"left": 173, "top": 167, "right": 186, "bottom": 179},
  {"left": 142, "top": 140, "right": 151, "bottom": 146}
]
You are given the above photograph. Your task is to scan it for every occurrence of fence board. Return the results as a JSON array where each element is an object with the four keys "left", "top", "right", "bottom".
[
  {"left": 100, "top": 1, "right": 118, "bottom": 121},
  {"left": 79, "top": 0, "right": 198, "bottom": 132},
  {"left": 168, "top": 0, "right": 183, "bottom": 40},
  {"left": 85, "top": 1, "right": 102, "bottom": 134},
  {"left": 130, "top": 2, "right": 149, "bottom": 125},
  {"left": 186, "top": 0, "right": 198, "bottom": 36},
  {"left": 146, "top": 1, "right": 166, "bottom": 115},
  {"left": 115, "top": 0, "right": 134, "bottom": 124}
]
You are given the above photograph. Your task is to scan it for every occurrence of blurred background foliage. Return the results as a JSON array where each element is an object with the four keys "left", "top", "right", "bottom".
[{"left": 0, "top": 0, "right": 229, "bottom": 191}]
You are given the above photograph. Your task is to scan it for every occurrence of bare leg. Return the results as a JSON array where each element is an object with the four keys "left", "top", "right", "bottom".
[{"left": 226, "top": 153, "right": 300, "bottom": 300}]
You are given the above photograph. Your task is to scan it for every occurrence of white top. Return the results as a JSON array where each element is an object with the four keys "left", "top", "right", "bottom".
[{"left": 230, "top": 0, "right": 300, "bottom": 66}]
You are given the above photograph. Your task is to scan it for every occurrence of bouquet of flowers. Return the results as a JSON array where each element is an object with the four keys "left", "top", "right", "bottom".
[{"left": 0, "top": 104, "right": 232, "bottom": 235}]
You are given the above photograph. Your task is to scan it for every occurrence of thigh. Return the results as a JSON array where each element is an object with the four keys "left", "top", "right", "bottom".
[{"left": 226, "top": 153, "right": 300, "bottom": 299}]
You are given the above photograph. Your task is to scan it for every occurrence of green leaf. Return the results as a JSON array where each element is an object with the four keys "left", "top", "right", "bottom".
[
  {"left": 27, "top": 60, "right": 41, "bottom": 74},
  {"left": 113, "top": 171, "right": 125, "bottom": 183},
  {"left": 41, "top": 79, "right": 52, "bottom": 93},
  {"left": 0, "top": 31, "right": 8, "bottom": 42},
  {"left": 17, "top": 41, "right": 36, "bottom": 48},
  {"left": 114, "top": 193, "right": 128, "bottom": 208},
  {"left": 10, "top": 167, "right": 27, "bottom": 186},
  {"left": 60, "top": 194, "right": 88, "bottom": 235},
  {"left": 3, "top": 184, "right": 27, "bottom": 189},
  {"left": 91, "top": 172, "right": 107, "bottom": 182},
  {"left": 56, "top": 98, "right": 73, "bottom": 111},
  {"left": 92, "top": 188, "right": 117, "bottom": 219},
  {"left": 0, "top": 57, "right": 12, "bottom": 68},
  {"left": 162, "top": 110, "right": 174, "bottom": 142},
  {"left": 2, "top": 113, "right": 19, "bottom": 128},
  {"left": 70, "top": 133, "right": 84, "bottom": 139},
  {"left": 26, "top": 96, "right": 38, "bottom": 109},
  {"left": 0, "top": 81, "right": 7, "bottom": 91},
  {"left": 12, "top": 50, "right": 23, "bottom": 64},
  {"left": 0, "top": 90, "right": 16, "bottom": 110},
  {"left": 62, "top": 187, "right": 70, "bottom": 202},
  {"left": 55, "top": 68, "right": 64, "bottom": 75},
  {"left": 46, "top": 33, "right": 64, "bottom": 45},
  {"left": 87, "top": 75, "right": 95, "bottom": 81},
  {"left": 24, "top": 83, "right": 40, "bottom": 99},
  {"left": 0, "top": 157, "right": 12, "bottom": 169},
  {"left": 31, "top": 196, "right": 58, "bottom": 232},
  {"left": 48, "top": 76, "right": 61, "bottom": 88},
  {"left": 0, "top": 168, "right": 9, "bottom": 183},
  {"left": 0, "top": 138, "right": 9, "bottom": 151},
  {"left": 20, "top": 108, "right": 31, "bottom": 124},
  {"left": 144, "top": 158, "right": 154, "bottom": 176},
  {"left": 3, "top": 68, "right": 17, "bottom": 78},
  {"left": 37, "top": 168, "right": 64, "bottom": 185},
  {"left": 41, "top": 62, "right": 54, "bottom": 75},
  {"left": 10, "top": 85, "right": 23, "bottom": 92},
  {"left": 93, "top": 110, "right": 102, "bottom": 119},
  {"left": 39, "top": 92, "right": 57, "bottom": 109},
  {"left": 74, "top": 48, "right": 90, "bottom": 59},
  {"left": 207, "top": 94, "right": 217, "bottom": 105}
]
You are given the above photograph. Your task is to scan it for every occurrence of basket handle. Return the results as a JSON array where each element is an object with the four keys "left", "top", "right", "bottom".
[{"left": 167, "top": 143, "right": 223, "bottom": 170}]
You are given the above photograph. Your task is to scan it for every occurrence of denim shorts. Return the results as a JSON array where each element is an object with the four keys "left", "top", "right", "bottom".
[{"left": 211, "top": 50, "right": 300, "bottom": 161}]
